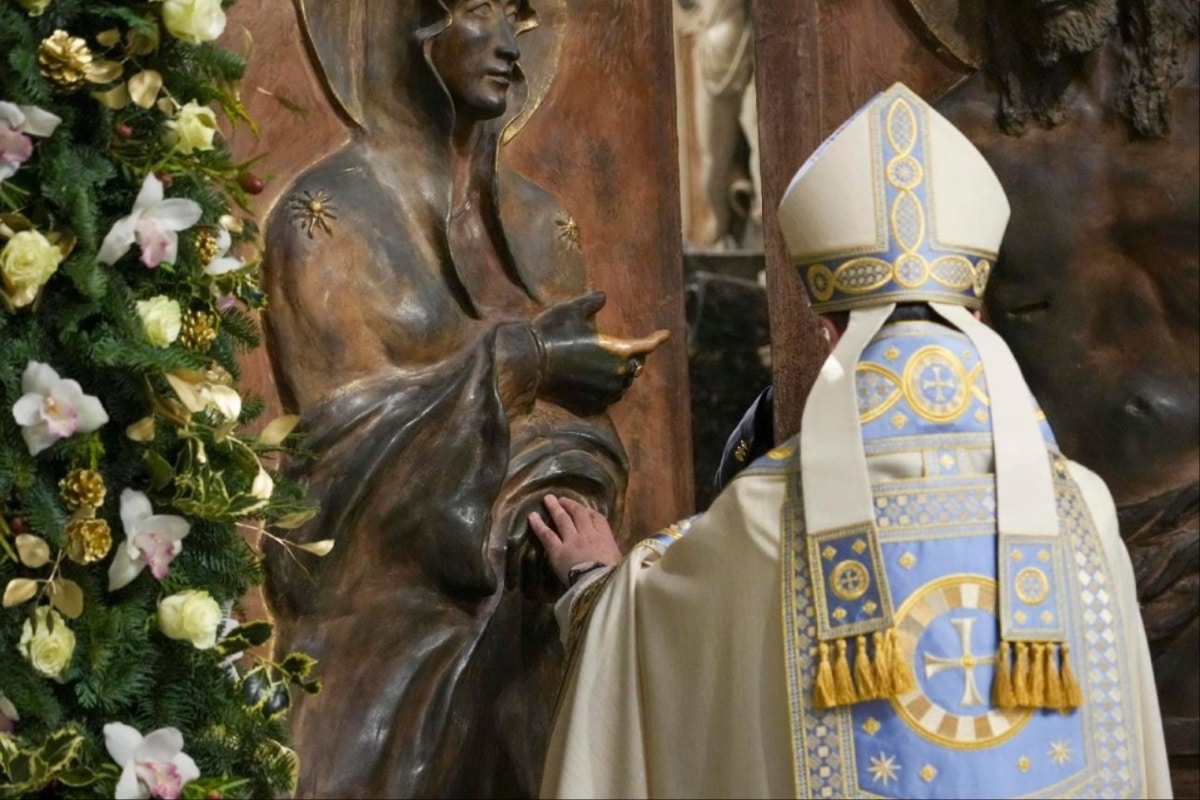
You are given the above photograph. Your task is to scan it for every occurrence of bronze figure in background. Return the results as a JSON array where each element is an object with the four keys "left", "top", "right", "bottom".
[
  {"left": 936, "top": 0, "right": 1198, "bottom": 749},
  {"left": 261, "top": 1, "right": 667, "bottom": 796}
]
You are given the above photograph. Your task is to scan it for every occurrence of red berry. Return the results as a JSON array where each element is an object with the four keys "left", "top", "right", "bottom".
[
  {"left": 239, "top": 173, "right": 265, "bottom": 195},
  {"left": 115, "top": 123, "right": 134, "bottom": 139},
  {"left": 155, "top": 171, "right": 174, "bottom": 188},
  {"left": 8, "top": 517, "right": 27, "bottom": 534}
]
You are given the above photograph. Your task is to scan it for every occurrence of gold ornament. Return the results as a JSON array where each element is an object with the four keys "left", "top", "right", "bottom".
[
  {"left": 65, "top": 518, "right": 113, "bottom": 564},
  {"left": 38, "top": 30, "right": 94, "bottom": 88},
  {"left": 59, "top": 468, "right": 107, "bottom": 510},
  {"left": 180, "top": 309, "right": 218, "bottom": 352},
  {"left": 287, "top": 189, "right": 337, "bottom": 238},
  {"left": 194, "top": 229, "right": 220, "bottom": 265}
]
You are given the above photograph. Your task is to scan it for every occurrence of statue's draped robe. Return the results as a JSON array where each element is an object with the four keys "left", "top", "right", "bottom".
[
  {"left": 542, "top": 322, "right": 1171, "bottom": 799},
  {"left": 262, "top": 11, "right": 625, "bottom": 795}
]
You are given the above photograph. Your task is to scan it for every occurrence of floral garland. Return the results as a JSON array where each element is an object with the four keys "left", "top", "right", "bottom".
[{"left": 1, "top": 1, "right": 323, "bottom": 797}]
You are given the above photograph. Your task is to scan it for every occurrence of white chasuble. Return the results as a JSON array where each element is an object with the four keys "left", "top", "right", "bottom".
[{"left": 540, "top": 323, "right": 1171, "bottom": 799}]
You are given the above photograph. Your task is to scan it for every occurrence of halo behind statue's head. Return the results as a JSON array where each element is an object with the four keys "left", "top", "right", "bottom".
[
  {"left": 295, "top": 0, "right": 367, "bottom": 127},
  {"left": 295, "top": 0, "right": 561, "bottom": 139},
  {"left": 777, "top": 82, "right": 1008, "bottom": 312}
]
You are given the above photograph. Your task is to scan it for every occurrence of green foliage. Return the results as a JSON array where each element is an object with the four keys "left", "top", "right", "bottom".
[{"left": 0, "top": 3, "right": 318, "bottom": 798}]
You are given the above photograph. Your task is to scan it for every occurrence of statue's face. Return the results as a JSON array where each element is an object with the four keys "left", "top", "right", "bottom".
[
  {"left": 1012, "top": 0, "right": 1118, "bottom": 64},
  {"left": 431, "top": 0, "right": 522, "bottom": 121}
]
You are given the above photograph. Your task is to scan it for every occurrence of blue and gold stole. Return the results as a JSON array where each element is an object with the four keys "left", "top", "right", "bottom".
[{"left": 779, "top": 322, "right": 1144, "bottom": 798}]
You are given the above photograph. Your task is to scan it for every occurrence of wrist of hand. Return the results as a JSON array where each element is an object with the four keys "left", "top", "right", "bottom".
[{"left": 566, "top": 560, "right": 610, "bottom": 587}]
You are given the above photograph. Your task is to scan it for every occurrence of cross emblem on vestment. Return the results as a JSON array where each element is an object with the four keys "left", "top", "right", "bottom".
[
  {"left": 921, "top": 366, "right": 957, "bottom": 404},
  {"left": 923, "top": 617, "right": 995, "bottom": 707}
]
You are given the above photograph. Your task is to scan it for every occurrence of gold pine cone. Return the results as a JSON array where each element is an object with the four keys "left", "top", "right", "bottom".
[
  {"left": 38, "top": 30, "right": 94, "bottom": 89},
  {"left": 181, "top": 310, "right": 218, "bottom": 352},
  {"left": 194, "top": 229, "right": 221, "bottom": 266},
  {"left": 65, "top": 518, "right": 113, "bottom": 565},
  {"left": 59, "top": 468, "right": 107, "bottom": 510}
]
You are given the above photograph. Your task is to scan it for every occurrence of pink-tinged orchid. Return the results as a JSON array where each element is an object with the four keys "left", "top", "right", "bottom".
[
  {"left": 11, "top": 361, "right": 109, "bottom": 456},
  {"left": 0, "top": 101, "right": 61, "bottom": 183},
  {"left": 97, "top": 173, "right": 202, "bottom": 268},
  {"left": 104, "top": 722, "right": 200, "bottom": 800},
  {"left": 107, "top": 489, "right": 191, "bottom": 591}
]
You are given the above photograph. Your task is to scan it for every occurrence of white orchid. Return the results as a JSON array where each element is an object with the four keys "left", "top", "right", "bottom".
[
  {"left": 11, "top": 361, "right": 108, "bottom": 456},
  {"left": 108, "top": 489, "right": 191, "bottom": 591},
  {"left": 97, "top": 173, "right": 202, "bottom": 268},
  {"left": 202, "top": 223, "right": 244, "bottom": 276},
  {"left": 0, "top": 101, "right": 61, "bottom": 183},
  {"left": 104, "top": 722, "right": 200, "bottom": 800}
]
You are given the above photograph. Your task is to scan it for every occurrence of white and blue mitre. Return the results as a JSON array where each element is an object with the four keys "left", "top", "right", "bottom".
[{"left": 771, "top": 83, "right": 1146, "bottom": 797}]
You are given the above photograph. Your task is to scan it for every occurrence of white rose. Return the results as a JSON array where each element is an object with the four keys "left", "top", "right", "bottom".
[
  {"left": 161, "top": 0, "right": 226, "bottom": 44},
  {"left": 1, "top": 230, "right": 63, "bottom": 308},
  {"left": 136, "top": 295, "right": 182, "bottom": 347},
  {"left": 18, "top": 606, "right": 75, "bottom": 680},
  {"left": 166, "top": 101, "right": 217, "bottom": 154},
  {"left": 15, "top": 0, "right": 53, "bottom": 16},
  {"left": 157, "top": 589, "right": 222, "bottom": 649}
]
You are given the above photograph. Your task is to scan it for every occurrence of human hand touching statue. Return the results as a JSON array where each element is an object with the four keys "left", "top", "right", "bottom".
[
  {"left": 528, "top": 494, "right": 622, "bottom": 588},
  {"left": 532, "top": 291, "right": 669, "bottom": 416}
]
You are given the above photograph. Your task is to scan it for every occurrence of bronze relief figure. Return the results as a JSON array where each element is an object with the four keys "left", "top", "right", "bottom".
[{"left": 261, "top": 1, "right": 666, "bottom": 796}]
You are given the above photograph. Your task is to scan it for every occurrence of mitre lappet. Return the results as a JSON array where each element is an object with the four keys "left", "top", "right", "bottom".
[{"left": 778, "top": 82, "right": 1081, "bottom": 713}]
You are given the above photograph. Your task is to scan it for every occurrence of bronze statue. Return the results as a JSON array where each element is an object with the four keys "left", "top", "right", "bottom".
[
  {"left": 935, "top": 0, "right": 1198, "bottom": 738},
  {"left": 261, "top": 1, "right": 667, "bottom": 796}
]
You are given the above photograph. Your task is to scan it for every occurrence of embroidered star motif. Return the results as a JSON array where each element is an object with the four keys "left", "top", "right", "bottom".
[
  {"left": 868, "top": 753, "right": 901, "bottom": 785},
  {"left": 862, "top": 717, "right": 880, "bottom": 736},
  {"left": 1038, "top": 549, "right": 1052, "bottom": 563},
  {"left": 1049, "top": 739, "right": 1073, "bottom": 766},
  {"left": 891, "top": 412, "right": 908, "bottom": 429},
  {"left": 1011, "top": 549, "right": 1024, "bottom": 562},
  {"left": 975, "top": 408, "right": 989, "bottom": 423},
  {"left": 863, "top": 601, "right": 878, "bottom": 614},
  {"left": 1014, "top": 610, "right": 1028, "bottom": 623},
  {"left": 822, "top": 546, "right": 837, "bottom": 561},
  {"left": 885, "top": 346, "right": 900, "bottom": 361},
  {"left": 1041, "top": 611, "right": 1054, "bottom": 624},
  {"left": 1018, "top": 756, "right": 1032, "bottom": 773},
  {"left": 852, "top": 539, "right": 867, "bottom": 554},
  {"left": 832, "top": 607, "right": 847, "bottom": 621},
  {"left": 920, "top": 764, "right": 937, "bottom": 782},
  {"left": 899, "top": 552, "right": 916, "bottom": 570}
]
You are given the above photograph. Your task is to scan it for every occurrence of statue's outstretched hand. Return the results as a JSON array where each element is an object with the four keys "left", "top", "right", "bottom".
[
  {"left": 528, "top": 494, "right": 622, "bottom": 588},
  {"left": 532, "top": 291, "right": 669, "bottom": 415}
]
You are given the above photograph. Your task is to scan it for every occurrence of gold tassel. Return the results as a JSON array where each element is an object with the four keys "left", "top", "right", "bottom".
[
  {"left": 888, "top": 629, "right": 916, "bottom": 694},
  {"left": 1060, "top": 643, "right": 1083, "bottom": 710},
  {"left": 1013, "top": 642, "right": 1031, "bottom": 707},
  {"left": 1030, "top": 643, "right": 1047, "bottom": 707},
  {"left": 833, "top": 638, "right": 858, "bottom": 705},
  {"left": 873, "top": 631, "right": 893, "bottom": 697},
  {"left": 1044, "top": 642, "right": 1065, "bottom": 711},
  {"left": 992, "top": 640, "right": 1016, "bottom": 708},
  {"left": 854, "top": 635, "right": 878, "bottom": 699},
  {"left": 814, "top": 642, "right": 836, "bottom": 709}
]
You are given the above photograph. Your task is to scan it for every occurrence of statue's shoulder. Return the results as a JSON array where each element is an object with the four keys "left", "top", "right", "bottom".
[{"left": 266, "top": 145, "right": 381, "bottom": 252}]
